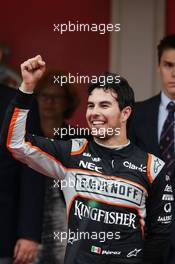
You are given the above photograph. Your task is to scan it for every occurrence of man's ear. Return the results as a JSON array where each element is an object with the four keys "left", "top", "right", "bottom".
[{"left": 121, "top": 106, "right": 132, "bottom": 122}]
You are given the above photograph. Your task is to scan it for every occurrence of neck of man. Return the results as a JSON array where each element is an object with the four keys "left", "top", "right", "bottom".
[
  {"left": 163, "top": 89, "right": 175, "bottom": 100},
  {"left": 94, "top": 129, "right": 129, "bottom": 148},
  {"left": 40, "top": 117, "right": 64, "bottom": 138}
]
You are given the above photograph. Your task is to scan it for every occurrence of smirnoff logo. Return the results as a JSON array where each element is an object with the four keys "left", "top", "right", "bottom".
[{"left": 75, "top": 174, "right": 144, "bottom": 206}]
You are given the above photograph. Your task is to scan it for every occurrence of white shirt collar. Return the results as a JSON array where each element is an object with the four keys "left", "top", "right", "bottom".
[
  {"left": 161, "top": 91, "right": 175, "bottom": 109},
  {"left": 94, "top": 139, "right": 130, "bottom": 150}
]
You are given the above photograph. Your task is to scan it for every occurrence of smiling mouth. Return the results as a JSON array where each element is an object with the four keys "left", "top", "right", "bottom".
[{"left": 91, "top": 120, "right": 105, "bottom": 125}]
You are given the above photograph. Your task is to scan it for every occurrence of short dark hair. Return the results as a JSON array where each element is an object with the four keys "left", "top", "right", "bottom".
[
  {"left": 88, "top": 72, "right": 135, "bottom": 111},
  {"left": 157, "top": 34, "right": 175, "bottom": 64}
]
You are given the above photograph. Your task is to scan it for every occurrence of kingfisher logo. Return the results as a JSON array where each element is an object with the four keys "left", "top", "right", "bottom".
[{"left": 74, "top": 200, "right": 137, "bottom": 229}]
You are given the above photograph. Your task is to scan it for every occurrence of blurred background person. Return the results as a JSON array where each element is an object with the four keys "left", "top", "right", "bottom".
[
  {"left": 30, "top": 70, "right": 80, "bottom": 264},
  {"left": 0, "top": 44, "right": 21, "bottom": 88},
  {"left": 0, "top": 85, "right": 45, "bottom": 264},
  {"left": 128, "top": 34, "right": 175, "bottom": 264}
]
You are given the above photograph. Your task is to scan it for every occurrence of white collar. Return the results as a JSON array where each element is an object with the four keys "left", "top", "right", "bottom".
[
  {"left": 161, "top": 91, "right": 175, "bottom": 109},
  {"left": 94, "top": 139, "right": 130, "bottom": 150}
]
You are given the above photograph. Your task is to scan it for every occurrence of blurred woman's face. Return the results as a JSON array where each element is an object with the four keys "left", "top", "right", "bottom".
[{"left": 36, "top": 85, "right": 68, "bottom": 120}]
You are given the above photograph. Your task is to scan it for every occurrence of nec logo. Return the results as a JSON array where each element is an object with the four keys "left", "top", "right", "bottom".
[{"left": 79, "top": 160, "right": 102, "bottom": 173}]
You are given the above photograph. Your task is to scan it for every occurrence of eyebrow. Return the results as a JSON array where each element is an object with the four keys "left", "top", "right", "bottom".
[
  {"left": 87, "top": 100, "right": 112, "bottom": 104},
  {"left": 163, "top": 60, "right": 175, "bottom": 66}
]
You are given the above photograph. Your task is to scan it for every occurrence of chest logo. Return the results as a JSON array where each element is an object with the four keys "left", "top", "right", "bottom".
[
  {"left": 79, "top": 160, "right": 102, "bottom": 173},
  {"left": 123, "top": 161, "right": 146, "bottom": 173}
]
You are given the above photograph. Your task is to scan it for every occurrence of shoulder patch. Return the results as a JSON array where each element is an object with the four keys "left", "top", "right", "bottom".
[
  {"left": 71, "top": 138, "right": 88, "bottom": 155},
  {"left": 147, "top": 153, "right": 165, "bottom": 183}
]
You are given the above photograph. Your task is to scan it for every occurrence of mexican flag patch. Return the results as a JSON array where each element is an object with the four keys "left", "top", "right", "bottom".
[{"left": 91, "top": 246, "right": 101, "bottom": 254}]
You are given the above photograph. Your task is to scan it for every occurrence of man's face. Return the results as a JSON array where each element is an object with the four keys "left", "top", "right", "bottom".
[
  {"left": 158, "top": 48, "right": 175, "bottom": 99},
  {"left": 86, "top": 88, "right": 122, "bottom": 140}
]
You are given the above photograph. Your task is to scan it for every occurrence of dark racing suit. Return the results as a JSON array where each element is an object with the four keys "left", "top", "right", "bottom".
[{"left": 0, "top": 90, "right": 173, "bottom": 264}]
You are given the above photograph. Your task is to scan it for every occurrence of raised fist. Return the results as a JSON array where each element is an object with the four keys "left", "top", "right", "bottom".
[{"left": 20, "top": 55, "right": 46, "bottom": 92}]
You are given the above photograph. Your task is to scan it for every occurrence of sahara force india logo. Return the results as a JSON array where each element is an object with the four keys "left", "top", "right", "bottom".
[{"left": 75, "top": 174, "right": 144, "bottom": 206}]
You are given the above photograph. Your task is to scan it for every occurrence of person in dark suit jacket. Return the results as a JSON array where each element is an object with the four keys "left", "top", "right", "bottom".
[
  {"left": 128, "top": 34, "right": 175, "bottom": 264},
  {"left": 0, "top": 84, "right": 45, "bottom": 264}
]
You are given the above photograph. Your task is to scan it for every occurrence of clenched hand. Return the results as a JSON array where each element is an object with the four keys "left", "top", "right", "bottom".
[{"left": 20, "top": 55, "right": 46, "bottom": 93}]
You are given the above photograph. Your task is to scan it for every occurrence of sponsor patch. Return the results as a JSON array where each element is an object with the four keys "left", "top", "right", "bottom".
[
  {"left": 91, "top": 246, "right": 101, "bottom": 254},
  {"left": 162, "top": 194, "right": 174, "bottom": 201},
  {"left": 127, "top": 248, "right": 142, "bottom": 258},
  {"left": 75, "top": 174, "right": 144, "bottom": 206}
]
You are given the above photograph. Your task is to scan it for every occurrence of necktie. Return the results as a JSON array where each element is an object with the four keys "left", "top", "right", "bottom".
[{"left": 159, "top": 101, "right": 175, "bottom": 177}]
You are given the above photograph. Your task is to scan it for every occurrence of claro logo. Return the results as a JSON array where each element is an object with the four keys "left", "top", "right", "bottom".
[{"left": 123, "top": 161, "right": 146, "bottom": 173}]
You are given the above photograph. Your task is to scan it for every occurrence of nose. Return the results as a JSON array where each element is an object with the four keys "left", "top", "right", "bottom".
[{"left": 90, "top": 105, "right": 101, "bottom": 116}]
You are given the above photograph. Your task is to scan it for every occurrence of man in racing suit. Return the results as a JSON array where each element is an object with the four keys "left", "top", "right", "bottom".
[{"left": 0, "top": 55, "right": 173, "bottom": 264}]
